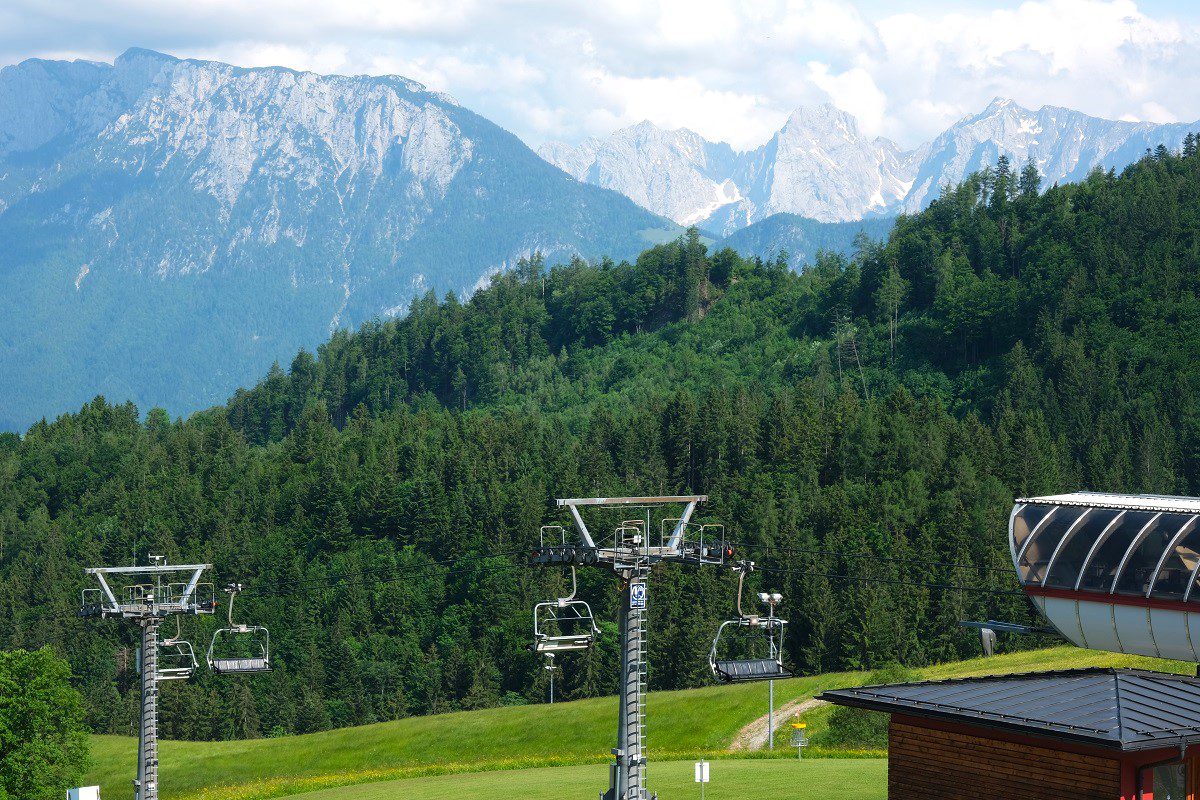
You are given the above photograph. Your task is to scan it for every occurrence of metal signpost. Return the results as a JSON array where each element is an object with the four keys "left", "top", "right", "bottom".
[{"left": 530, "top": 496, "right": 733, "bottom": 800}]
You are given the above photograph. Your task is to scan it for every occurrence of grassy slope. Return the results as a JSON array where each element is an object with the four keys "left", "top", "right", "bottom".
[
  {"left": 284, "top": 759, "right": 888, "bottom": 800},
  {"left": 85, "top": 647, "right": 1194, "bottom": 800}
]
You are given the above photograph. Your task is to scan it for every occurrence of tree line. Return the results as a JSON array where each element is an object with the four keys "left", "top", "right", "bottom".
[{"left": 1, "top": 141, "right": 1198, "bottom": 740}]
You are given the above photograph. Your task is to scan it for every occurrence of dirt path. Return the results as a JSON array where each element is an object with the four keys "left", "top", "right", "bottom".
[{"left": 729, "top": 697, "right": 828, "bottom": 751}]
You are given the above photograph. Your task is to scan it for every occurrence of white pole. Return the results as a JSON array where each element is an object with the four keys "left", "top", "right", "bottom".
[
  {"left": 769, "top": 676, "right": 774, "bottom": 750},
  {"left": 768, "top": 599, "right": 775, "bottom": 750}
]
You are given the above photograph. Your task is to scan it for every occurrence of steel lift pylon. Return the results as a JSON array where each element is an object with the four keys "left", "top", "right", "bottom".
[
  {"left": 79, "top": 558, "right": 215, "bottom": 800},
  {"left": 530, "top": 496, "right": 732, "bottom": 800}
]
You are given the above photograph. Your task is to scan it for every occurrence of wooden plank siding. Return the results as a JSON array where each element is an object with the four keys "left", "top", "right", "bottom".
[{"left": 889, "top": 717, "right": 1123, "bottom": 799}]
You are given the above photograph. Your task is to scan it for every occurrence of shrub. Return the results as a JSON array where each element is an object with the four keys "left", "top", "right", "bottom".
[
  {"left": 824, "top": 663, "right": 919, "bottom": 748},
  {"left": 0, "top": 647, "right": 89, "bottom": 800}
]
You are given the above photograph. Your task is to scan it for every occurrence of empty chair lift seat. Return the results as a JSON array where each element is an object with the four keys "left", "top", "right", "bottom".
[
  {"left": 534, "top": 632, "right": 594, "bottom": 653},
  {"left": 209, "top": 655, "right": 270, "bottom": 674},
  {"left": 207, "top": 585, "right": 271, "bottom": 675},
  {"left": 712, "top": 657, "right": 791, "bottom": 683}
]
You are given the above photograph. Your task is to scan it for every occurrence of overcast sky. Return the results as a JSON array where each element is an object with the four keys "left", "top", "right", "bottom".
[{"left": 1, "top": 0, "right": 1198, "bottom": 151}]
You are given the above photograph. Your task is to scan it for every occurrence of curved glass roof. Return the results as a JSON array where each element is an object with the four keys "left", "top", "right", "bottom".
[{"left": 1011, "top": 493, "right": 1200, "bottom": 599}]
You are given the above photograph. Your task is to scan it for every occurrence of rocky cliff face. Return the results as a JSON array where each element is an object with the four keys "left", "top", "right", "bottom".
[
  {"left": 539, "top": 121, "right": 740, "bottom": 226},
  {"left": 540, "top": 99, "right": 1197, "bottom": 232},
  {"left": 0, "top": 48, "right": 678, "bottom": 429},
  {"left": 901, "top": 98, "right": 1195, "bottom": 212}
]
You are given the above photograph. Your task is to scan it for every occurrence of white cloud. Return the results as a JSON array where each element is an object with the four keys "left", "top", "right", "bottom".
[
  {"left": 806, "top": 64, "right": 887, "bottom": 137},
  {"left": 0, "top": 0, "right": 1197, "bottom": 152},
  {"left": 585, "top": 71, "right": 781, "bottom": 149}
]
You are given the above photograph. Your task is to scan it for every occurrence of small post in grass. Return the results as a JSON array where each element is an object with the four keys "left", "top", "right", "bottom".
[{"left": 694, "top": 760, "right": 710, "bottom": 800}]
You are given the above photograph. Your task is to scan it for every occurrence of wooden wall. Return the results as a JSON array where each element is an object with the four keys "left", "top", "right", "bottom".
[{"left": 889, "top": 716, "right": 1122, "bottom": 799}]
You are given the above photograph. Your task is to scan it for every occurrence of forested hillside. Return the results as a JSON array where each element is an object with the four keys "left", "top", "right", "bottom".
[{"left": 1, "top": 139, "right": 1198, "bottom": 740}]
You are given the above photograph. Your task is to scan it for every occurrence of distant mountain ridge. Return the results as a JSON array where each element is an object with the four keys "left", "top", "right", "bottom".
[
  {"left": 540, "top": 99, "right": 1199, "bottom": 231},
  {"left": 716, "top": 213, "right": 895, "bottom": 265},
  {"left": 0, "top": 48, "right": 680, "bottom": 430}
]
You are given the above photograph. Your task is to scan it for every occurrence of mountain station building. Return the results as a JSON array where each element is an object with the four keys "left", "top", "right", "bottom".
[{"left": 822, "top": 669, "right": 1200, "bottom": 800}]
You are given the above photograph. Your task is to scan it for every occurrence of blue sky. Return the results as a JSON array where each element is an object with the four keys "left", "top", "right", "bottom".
[{"left": 1, "top": 0, "right": 1197, "bottom": 150}]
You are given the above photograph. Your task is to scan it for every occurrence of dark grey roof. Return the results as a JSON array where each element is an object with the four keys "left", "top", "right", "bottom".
[{"left": 820, "top": 669, "right": 1200, "bottom": 750}]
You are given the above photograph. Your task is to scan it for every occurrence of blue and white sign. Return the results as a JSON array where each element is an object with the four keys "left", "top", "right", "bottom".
[{"left": 630, "top": 581, "right": 647, "bottom": 609}]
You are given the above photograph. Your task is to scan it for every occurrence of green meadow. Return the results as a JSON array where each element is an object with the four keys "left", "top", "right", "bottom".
[{"left": 84, "top": 647, "right": 1191, "bottom": 800}]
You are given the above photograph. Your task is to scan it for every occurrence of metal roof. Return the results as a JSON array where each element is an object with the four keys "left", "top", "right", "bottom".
[
  {"left": 1019, "top": 493, "right": 1200, "bottom": 514},
  {"left": 821, "top": 669, "right": 1200, "bottom": 750}
]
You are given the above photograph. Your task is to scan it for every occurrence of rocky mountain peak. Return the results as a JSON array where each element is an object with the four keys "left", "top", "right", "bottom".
[
  {"left": 0, "top": 49, "right": 678, "bottom": 428},
  {"left": 538, "top": 120, "right": 738, "bottom": 225},
  {"left": 114, "top": 47, "right": 179, "bottom": 68},
  {"left": 782, "top": 102, "right": 860, "bottom": 135},
  {"left": 542, "top": 98, "right": 1196, "bottom": 230}
]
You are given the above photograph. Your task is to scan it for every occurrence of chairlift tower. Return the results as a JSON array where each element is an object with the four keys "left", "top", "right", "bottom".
[
  {"left": 79, "top": 557, "right": 215, "bottom": 800},
  {"left": 530, "top": 496, "right": 732, "bottom": 800}
]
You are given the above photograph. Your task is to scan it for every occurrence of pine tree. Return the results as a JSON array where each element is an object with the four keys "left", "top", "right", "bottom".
[
  {"left": 874, "top": 260, "right": 907, "bottom": 361},
  {"left": 1018, "top": 156, "right": 1041, "bottom": 197}
]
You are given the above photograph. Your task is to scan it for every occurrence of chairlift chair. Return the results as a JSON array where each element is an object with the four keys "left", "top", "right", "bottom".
[
  {"left": 207, "top": 583, "right": 271, "bottom": 675},
  {"left": 533, "top": 597, "right": 600, "bottom": 653},
  {"left": 708, "top": 564, "right": 792, "bottom": 683},
  {"left": 532, "top": 526, "right": 601, "bottom": 654},
  {"left": 158, "top": 617, "right": 199, "bottom": 681}
]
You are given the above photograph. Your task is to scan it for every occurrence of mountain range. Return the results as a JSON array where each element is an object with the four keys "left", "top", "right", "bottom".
[
  {"left": 539, "top": 99, "right": 1199, "bottom": 232},
  {"left": 0, "top": 49, "right": 680, "bottom": 431},
  {"left": 1, "top": 48, "right": 1197, "bottom": 431}
]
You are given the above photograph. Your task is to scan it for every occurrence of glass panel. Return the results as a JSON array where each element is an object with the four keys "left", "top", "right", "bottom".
[
  {"left": 1018, "top": 506, "right": 1085, "bottom": 585},
  {"left": 1078, "top": 511, "right": 1158, "bottom": 592},
  {"left": 1155, "top": 522, "right": 1200, "bottom": 600},
  {"left": 1141, "top": 762, "right": 1186, "bottom": 800},
  {"left": 1011, "top": 504, "right": 1054, "bottom": 555},
  {"left": 1044, "top": 508, "right": 1122, "bottom": 589},
  {"left": 1116, "top": 513, "right": 1189, "bottom": 596}
]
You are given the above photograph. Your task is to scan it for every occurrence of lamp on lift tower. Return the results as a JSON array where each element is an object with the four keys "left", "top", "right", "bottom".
[{"left": 758, "top": 591, "right": 783, "bottom": 750}]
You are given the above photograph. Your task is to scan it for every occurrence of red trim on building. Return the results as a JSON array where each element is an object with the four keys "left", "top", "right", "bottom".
[
  {"left": 1122, "top": 759, "right": 1139, "bottom": 800},
  {"left": 1025, "top": 586, "right": 1200, "bottom": 614}
]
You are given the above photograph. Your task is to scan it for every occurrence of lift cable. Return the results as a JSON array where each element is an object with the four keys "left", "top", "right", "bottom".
[
  {"left": 42, "top": 538, "right": 1026, "bottom": 624},
  {"left": 748, "top": 562, "right": 1026, "bottom": 597},
  {"left": 724, "top": 539, "right": 1016, "bottom": 575}
]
